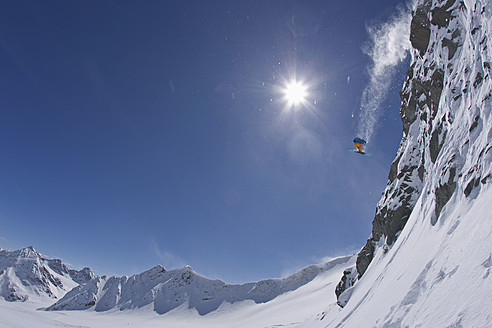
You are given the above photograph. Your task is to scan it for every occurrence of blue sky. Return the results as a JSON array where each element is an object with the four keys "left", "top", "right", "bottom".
[{"left": 0, "top": 0, "right": 410, "bottom": 283}]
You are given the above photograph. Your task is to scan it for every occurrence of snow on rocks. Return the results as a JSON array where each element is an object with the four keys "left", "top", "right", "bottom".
[
  {"left": 332, "top": 0, "right": 492, "bottom": 325},
  {"left": 0, "top": 246, "right": 96, "bottom": 303}
]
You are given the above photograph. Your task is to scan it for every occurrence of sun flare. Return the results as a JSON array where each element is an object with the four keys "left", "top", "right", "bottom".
[{"left": 283, "top": 80, "right": 308, "bottom": 107}]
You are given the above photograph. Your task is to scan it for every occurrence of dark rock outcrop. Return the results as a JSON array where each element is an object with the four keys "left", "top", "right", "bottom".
[
  {"left": 335, "top": 267, "right": 358, "bottom": 308},
  {"left": 433, "top": 166, "right": 456, "bottom": 225},
  {"left": 335, "top": 0, "right": 470, "bottom": 305},
  {"left": 410, "top": 4, "right": 431, "bottom": 56},
  {"left": 431, "top": 0, "right": 455, "bottom": 28}
]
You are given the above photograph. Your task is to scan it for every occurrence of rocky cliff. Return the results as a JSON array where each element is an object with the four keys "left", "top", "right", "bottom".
[{"left": 336, "top": 0, "right": 492, "bottom": 307}]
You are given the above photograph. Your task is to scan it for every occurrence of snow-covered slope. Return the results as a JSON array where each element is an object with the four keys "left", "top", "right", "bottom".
[
  {"left": 46, "top": 256, "right": 354, "bottom": 316},
  {"left": 0, "top": 246, "right": 96, "bottom": 302},
  {"left": 302, "top": 184, "right": 492, "bottom": 327},
  {"left": 318, "top": 0, "right": 492, "bottom": 326}
]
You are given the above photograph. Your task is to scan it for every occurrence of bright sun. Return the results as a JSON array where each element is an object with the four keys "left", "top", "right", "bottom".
[{"left": 283, "top": 80, "right": 307, "bottom": 107}]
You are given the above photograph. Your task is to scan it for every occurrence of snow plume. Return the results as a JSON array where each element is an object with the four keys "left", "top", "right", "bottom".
[
  {"left": 150, "top": 238, "right": 186, "bottom": 270},
  {"left": 356, "top": 6, "right": 412, "bottom": 142}
]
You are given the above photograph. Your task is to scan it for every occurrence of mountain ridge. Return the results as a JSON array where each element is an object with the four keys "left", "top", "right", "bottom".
[
  {"left": 0, "top": 246, "right": 356, "bottom": 317},
  {"left": 46, "top": 253, "right": 354, "bottom": 315}
]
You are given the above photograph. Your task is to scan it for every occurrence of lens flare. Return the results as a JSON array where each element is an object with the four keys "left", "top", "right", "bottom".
[{"left": 283, "top": 80, "right": 308, "bottom": 108}]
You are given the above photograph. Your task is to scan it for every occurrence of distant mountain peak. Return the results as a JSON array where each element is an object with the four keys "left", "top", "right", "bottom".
[{"left": 0, "top": 247, "right": 97, "bottom": 302}]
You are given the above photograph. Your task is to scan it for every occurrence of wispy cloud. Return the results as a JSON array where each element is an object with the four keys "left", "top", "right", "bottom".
[
  {"left": 149, "top": 238, "right": 186, "bottom": 270},
  {"left": 279, "top": 248, "right": 360, "bottom": 278},
  {"left": 0, "top": 236, "right": 9, "bottom": 249},
  {"left": 357, "top": 5, "right": 412, "bottom": 142}
]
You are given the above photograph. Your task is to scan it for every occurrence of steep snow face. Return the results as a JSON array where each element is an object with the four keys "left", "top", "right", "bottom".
[
  {"left": 47, "top": 256, "right": 354, "bottom": 316},
  {"left": 0, "top": 246, "right": 96, "bottom": 302},
  {"left": 330, "top": 0, "right": 492, "bottom": 323},
  {"left": 301, "top": 175, "right": 492, "bottom": 327}
]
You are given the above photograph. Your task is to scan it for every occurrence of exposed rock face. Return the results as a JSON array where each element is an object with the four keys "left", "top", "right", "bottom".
[
  {"left": 337, "top": 0, "right": 492, "bottom": 306},
  {"left": 46, "top": 258, "right": 95, "bottom": 285},
  {"left": 334, "top": 267, "right": 357, "bottom": 308},
  {"left": 432, "top": 0, "right": 456, "bottom": 26},
  {"left": 410, "top": 4, "right": 431, "bottom": 55}
]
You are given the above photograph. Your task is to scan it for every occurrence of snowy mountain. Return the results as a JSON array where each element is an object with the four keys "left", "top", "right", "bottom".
[
  {"left": 46, "top": 256, "right": 354, "bottom": 315},
  {"left": 0, "top": 246, "right": 96, "bottom": 302},
  {"left": 1, "top": 0, "right": 491, "bottom": 326},
  {"left": 322, "top": 0, "right": 492, "bottom": 325},
  {"left": 0, "top": 247, "right": 356, "bottom": 327},
  {"left": 0, "top": 254, "right": 355, "bottom": 328}
]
